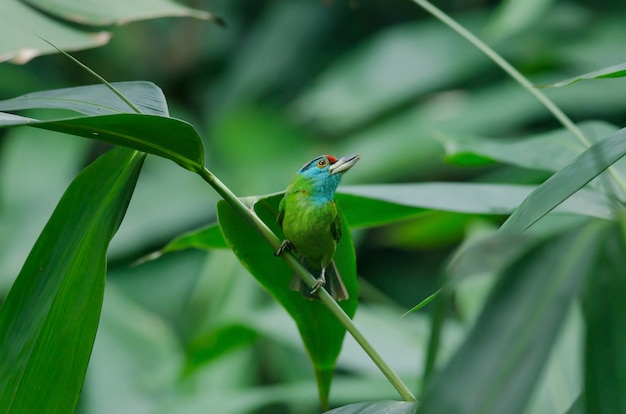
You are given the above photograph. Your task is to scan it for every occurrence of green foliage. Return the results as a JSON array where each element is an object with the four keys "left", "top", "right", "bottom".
[
  {"left": 1, "top": 0, "right": 626, "bottom": 413},
  {"left": 0, "top": 0, "right": 219, "bottom": 64},
  {"left": 0, "top": 147, "right": 144, "bottom": 413}
]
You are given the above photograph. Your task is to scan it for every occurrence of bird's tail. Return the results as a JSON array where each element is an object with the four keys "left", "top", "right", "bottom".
[{"left": 289, "top": 259, "right": 349, "bottom": 302}]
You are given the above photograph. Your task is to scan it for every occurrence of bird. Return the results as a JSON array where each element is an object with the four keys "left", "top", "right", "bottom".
[{"left": 275, "top": 154, "right": 360, "bottom": 301}]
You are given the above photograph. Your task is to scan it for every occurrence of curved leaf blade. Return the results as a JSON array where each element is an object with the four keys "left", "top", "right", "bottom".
[
  {"left": 501, "top": 127, "right": 626, "bottom": 232},
  {"left": 440, "top": 121, "right": 619, "bottom": 172},
  {"left": 541, "top": 62, "right": 626, "bottom": 88},
  {"left": 325, "top": 400, "right": 419, "bottom": 414},
  {"left": 24, "top": 0, "right": 220, "bottom": 26},
  {"left": 419, "top": 221, "right": 605, "bottom": 414},
  {"left": 217, "top": 195, "right": 358, "bottom": 409},
  {"left": 0, "top": 82, "right": 169, "bottom": 116},
  {"left": 149, "top": 180, "right": 613, "bottom": 261},
  {"left": 583, "top": 221, "right": 626, "bottom": 414},
  {"left": 0, "top": 0, "right": 110, "bottom": 64},
  {"left": 0, "top": 113, "right": 205, "bottom": 172},
  {"left": 339, "top": 183, "right": 613, "bottom": 223},
  {"left": 0, "top": 147, "right": 145, "bottom": 413}
]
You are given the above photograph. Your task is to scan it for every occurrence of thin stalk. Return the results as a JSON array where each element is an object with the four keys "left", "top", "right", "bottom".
[
  {"left": 198, "top": 167, "right": 417, "bottom": 402},
  {"left": 410, "top": 0, "right": 626, "bottom": 195},
  {"left": 39, "top": 38, "right": 142, "bottom": 114}
]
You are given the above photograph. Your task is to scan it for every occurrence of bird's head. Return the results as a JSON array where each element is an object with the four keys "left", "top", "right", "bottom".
[{"left": 297, "top": 154, "right": 360, "bottom": 200}]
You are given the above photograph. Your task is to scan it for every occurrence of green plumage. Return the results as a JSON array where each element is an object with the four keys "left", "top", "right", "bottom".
[{"left": 275, "top": 154, "right": 360, "bottom": 301}]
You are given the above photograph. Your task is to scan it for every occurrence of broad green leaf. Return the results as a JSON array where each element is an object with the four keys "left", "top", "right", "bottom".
[
  {"left": 0, "top": 82, "right": 169, "bottom": 116},
  {"left": 0, "top": 0, "right": 109, "bottom": 64},
  {"left": 148, "top": 182, "right": 613, "bottom": 261},
  {"left": 583, "top": 220, "right": 626, "bottom": 414},
  {"left": 1, "top": 0, "right": 219, "bottom": 64},
  {"left": 24, "top": 0, "right": 219, "bottom": 26},
  {"left": 541, "top": 62, "right": 626, "bottom": 88},
  {"left": 0, "top": 126, "right": 90, "bottom": 290},
  {"left": 419, "top": 221, "right": 606, "bottom": 414},
  {"left": 217, "top": 196, "right": 358, "bottom": 409},
  {"left": 325, "top": 400, "right": 419, "bottom": 414},
  {"left": 0, "top": 113, "right": 204, "bottom": 172},
  {"left": 339, "top": 183, "right": 613, "bottom": 222},
  {"left": 501, "top": 127, "right": 626, "bottom": 232},
  {"left": 0, "top": 147, "right": 145, "bottom": 413},
  {"left": 440, "top": 121, "right": 619, "bottom": 172}
]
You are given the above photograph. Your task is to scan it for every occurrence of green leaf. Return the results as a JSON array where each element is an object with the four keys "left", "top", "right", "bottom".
[
  {"left": 0, "top": 147, "right": 145, "bottom": 413},
  {"left": 163, "top": 224, "right": 227, "bottom": 251},
  {"left": 217, "top": 195, "right": 358, "bottom": 409},
  {"left": 0, "top": 113, "right": 204, "bottom": 172},
  {"left": 440, "top": 121, "right": 620, "bottom": 172},
  {"left": 0, "top": 82, "right": 169, "bottom": 116},
  {"left": 583, "top": 220, "right": 626, "bottom": 414},
  {"left": 24, "top": 0, "right": 219, "bottom": 26},
  {"left": 500, "top": 127, "right": 626, "bottom": 232},
  {"left": 402, "top": 289, "right": 441, "bottom": 317},
  {"left": 0, "top": 0, "right": 110, "bottom": 64},
  {"left": 325, "top": 400, "right": 419, "bottom": 414},
  {"left": 541, "top": 62, "right": 626, "bottom": 88},
  {"left": 148, "top": 180, "right": 613, "bottom": 261},
  {"left": 133, "top": 223, "right": 227, "bottom": 265},
  {"left": 1, "top": 0, "right": 220, "bottom": 64},
  {"left": 419, "top": 221, "right": 606, "bottom": 414},
  {"left": 339, "top": 183, "right": 613, "bottom": 222}
]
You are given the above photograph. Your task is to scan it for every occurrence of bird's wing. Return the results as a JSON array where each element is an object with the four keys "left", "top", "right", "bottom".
[
  {"left": 331, "top": 209, "right": 342, "bottom": 242},
  {"left": 277, "top": 195, "right": 286, "bottom": 227}
]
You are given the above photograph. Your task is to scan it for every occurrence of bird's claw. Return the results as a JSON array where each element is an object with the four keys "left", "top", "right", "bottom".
[
  {"left": 310, "top": 272, "right": 326, "bottom": 294},
  {"left": 275, "top": 239, "right": 294, "bottom": 257},
  {"left": 310, "top": 267, "right": 327, "bottom": 294}
]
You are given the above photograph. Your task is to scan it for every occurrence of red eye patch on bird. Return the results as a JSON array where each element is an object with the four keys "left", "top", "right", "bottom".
[{"left": 326, "top": 155, "right": 338, "bottom": 164}]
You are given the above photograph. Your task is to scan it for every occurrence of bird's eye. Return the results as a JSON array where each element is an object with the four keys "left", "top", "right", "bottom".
[{"left": 317, "top": 159, "right": 328, "bottom": 168}]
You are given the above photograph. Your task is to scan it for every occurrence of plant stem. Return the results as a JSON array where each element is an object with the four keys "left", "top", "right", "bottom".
[{"left": 198, "top": 167, "right": 417, "bottom": 402}]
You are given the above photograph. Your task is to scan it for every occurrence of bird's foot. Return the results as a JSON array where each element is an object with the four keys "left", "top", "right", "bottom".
[
  {"left": 275, "top": 239, "right": 294, "bottom": 257},
  {"left": 310, "top": 268, "right": 326, "bottom": 294}
]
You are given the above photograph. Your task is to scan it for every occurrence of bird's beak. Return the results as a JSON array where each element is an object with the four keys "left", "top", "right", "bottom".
[{"left": 329, "top": 154, "right": 360, "bottom": 174}]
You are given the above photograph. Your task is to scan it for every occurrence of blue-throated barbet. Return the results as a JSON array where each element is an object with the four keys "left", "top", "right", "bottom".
[{"left": 275, "top": 154, "right": 360, "bottom": 301}]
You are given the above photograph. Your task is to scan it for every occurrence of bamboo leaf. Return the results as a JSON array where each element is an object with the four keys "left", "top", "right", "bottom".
[
  {"left": 501, "top": 127, "right": 626, "bottom": 232},
  {"left": 0, "top": 113, "right": 204, "bottom": 172},
  {"left": 583, "top": 220, "right": 626, "bottom": 414},
  {"left": 540, "top": 62, "right": 626, "bottom": 88},
  {"left": 24, "top": 0, "right": 221, "bottom": 26},
  {"left": 419, "top": 221, "right": 606, "bottom": 414},
  {"left": 217, "top": 195, "right": 358, "bottom": 409},
  {"left": 0, "top": 82, "right": 169, "bottom": 116},
  {"left": 325, "top": 400, "right": 419, "bottom": 414},
  {"left": 146, "top": 181, "right": 613, "bottom": 262},
  {"left": 0, "top": 147, "right": 145, "bottom": 413},
  {"left": 440, "top": 121, "right": 619, "bottom": 172},
  {"left": 339, "top": 183, "right": 613, "bottom": 223}
]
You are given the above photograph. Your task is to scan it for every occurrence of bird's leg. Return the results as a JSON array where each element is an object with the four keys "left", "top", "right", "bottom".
[
  {"left": 275, "top": 239, "right": 294, "bottom": 257},
  {"left": 310, "top": 266, "right": 326, "bottom": 294}
]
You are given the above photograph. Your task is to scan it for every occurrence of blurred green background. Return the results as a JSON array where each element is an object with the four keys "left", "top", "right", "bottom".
[{"left": 1, "top": 0, "right": 625, "bottom": 413}]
